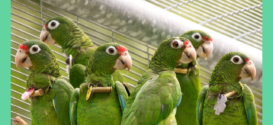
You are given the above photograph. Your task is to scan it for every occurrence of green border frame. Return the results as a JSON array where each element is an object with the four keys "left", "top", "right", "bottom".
[
  {"left": 1, "top": 0, "right": 11, "bottom": 124},
  {"left": 263, "top": 0, "right": 271, "bottom": 124},
  {"left": 4, "top": 0, "right": 268, "bottom": 125}
]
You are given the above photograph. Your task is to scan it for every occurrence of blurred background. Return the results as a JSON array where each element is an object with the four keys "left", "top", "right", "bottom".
[{"left": 11, "top": 0, "right": 262, "bottom": 124}]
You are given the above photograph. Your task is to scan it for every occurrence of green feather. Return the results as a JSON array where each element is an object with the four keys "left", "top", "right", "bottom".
[
  {"left": 45, "top": 17, "right": 130, "bottom": 95},
  {"left": 199, "top": 52, "right": 258, "bottom": 125},
  {"left": 175, "top": 30, "right": 212, "bottom": 125},
  {"left": 70, "top": 43, "right": 130, "bottom": 125},
  {"left": 21, "top": 40, "right": 73, "bottom": 125},
  {"left": 122, "top": 37, "right": 186, "bottom": 125}
]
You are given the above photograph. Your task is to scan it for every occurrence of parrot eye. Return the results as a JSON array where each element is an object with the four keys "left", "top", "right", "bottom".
[
  {"left": 171, "top": 39, "right": 183, "bottom": 49},
  {"left": 192, "top": 33, "right": 202, "bottom": 42},
  {"left": 106, "top": 46, "right": 118, "bottom": 55},
  {"left": 29, "top": 45, "right": 41, "bottom": 54},
  {"left": 47, "top": 20, "right": 60, "bottom": 30},
  {"left": 230, "top": 55, "right": 243, "bottom": 64}
]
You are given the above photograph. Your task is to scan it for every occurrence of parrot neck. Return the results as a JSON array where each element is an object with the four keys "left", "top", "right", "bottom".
[
  {"left": 30, "top": 58, "right": 61, "bottom": 78},
  {"left": 59, "top": 26, "right": 95, "bottom": 56},
  {"left": 209, "top": 64, "right": 241, "bottom": 85},
  {"left": 86, "top": 72, "right": 113, "bottom": 87},
  {"left": 85, "top": 58, "right": 115, "bottom": 87},
  {"left": 149, "top": 53, "right": 177, "bottom": 72}
]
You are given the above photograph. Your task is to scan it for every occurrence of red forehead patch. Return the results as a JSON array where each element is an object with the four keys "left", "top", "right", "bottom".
[
  {"left": 117, "top": 46, "right": 127, "bottom": 53},
  {"left": 44, "top": 24, "right": 47, "bottom": 29},
  {"left": 244, "top": 58, "right": 250, "bottom": 62},
  {"left": 19, "top": 44, "right": 29, "bottom": 53},
  {"left": 184, "top": 40, "right": 190, "bottom": 46},
  {"left": 209, "top": 38, "right": 213, "bottom": 42},
  {"left": 203, "top": 36, "right": 208, "bottom": 40}
]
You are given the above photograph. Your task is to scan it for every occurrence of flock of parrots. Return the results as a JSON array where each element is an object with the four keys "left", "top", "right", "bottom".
[{"left": 12, "top": 16, "right": 258, "bottom": 125}]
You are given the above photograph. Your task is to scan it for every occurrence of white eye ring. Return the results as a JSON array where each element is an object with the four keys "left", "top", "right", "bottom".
[
  {"left": 171, "top": 39, "right": 184, "bottom": 49},
  {"left": 192, "top": 33, "right": 202, "bottom": 42},
  {"left": 106, "top": 46, "right": 118, "bottom": 55},
  {"left": 230, "top": 55, "right": 243, "bottom": 64},
  {"left": 29, "top": 45, "right": 41, "bottom": 54},
  {"left": 47, "top": 20, "right": 60, "bottom": 30}
]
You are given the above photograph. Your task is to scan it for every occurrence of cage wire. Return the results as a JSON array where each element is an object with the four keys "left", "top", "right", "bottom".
[
  {"left": 11, "top": 0, "right": 262, "bottom": 124},
  {"left": 148, "top": 0, "right": 262, "bottom": 50}
]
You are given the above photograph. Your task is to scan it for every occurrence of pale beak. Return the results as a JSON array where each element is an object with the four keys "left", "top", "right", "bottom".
[
  {"left": 196, "top": 40, "right": 213, "bottom": 60},
  {"left": 239, "top": 60, "right": 256, "bottom": 81},
  {"left": 39, "top": 26, "right": 55, "bottom": 45},
  {"left": 113, "top": 51, "right": 132, "bottom": 71},
  {"left": 15, "top": 49, "right": 32, "bottom": 70},
  {"left": 180, "top": 42, "right": 197, "bottom": 64}
]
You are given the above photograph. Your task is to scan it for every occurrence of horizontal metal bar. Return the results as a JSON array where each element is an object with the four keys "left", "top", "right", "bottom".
[
  {"left": 11, "top": 75, "right": 26, "bottom": 83},
  {"left": 11, "top": 82, "right": 26, "bottom": 90},
  {"left": 11, "top": 95, "right": 30, "bottom": 106},
  {"left": 11, "top": 103, "right": 30, "bottom": 113},
  {"left": 12, "top": 0, "right": 41, "bottom": 13},
  {"left": 11, "top": 5, "right": 45, "bottom": 21},
  {"left": 11, "top": 25, "right": 39, "bottom": 39},
  {"left": 11, "top": 68, "right": 28, "bottom": 77},
  {"left": 11, "top": 12, "right": 42, "bottom": 26},
  {"left": 11, "top": 19, "right": 41, "bottom": 33},
  {"left": 122, "top": 74, "right": 138, "bottom": 82},
  {"left": 11, "top": 110, "right": 31, "bottom": 121},
  {"left": 25, "top": 0, "right": 158, "bottom": 50}
]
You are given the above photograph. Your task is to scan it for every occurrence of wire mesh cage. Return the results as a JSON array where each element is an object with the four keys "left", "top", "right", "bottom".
[{"left": 11, "top": 0, "right": 262, "bottom": 124}]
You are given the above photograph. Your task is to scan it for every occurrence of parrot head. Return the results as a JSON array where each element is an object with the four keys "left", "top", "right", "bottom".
[
  {"left": 180, "top": 30, "right": 213, "bottom": 60},
  {"left": 86, "top": 43, "right": 132, "bottom": 75},
  {"left": 213, "top": 52, "right": 256, "bottom": 82},
  {"left": 150, "top": 37, "right": 196, "bottom": 70},
  {"left": 15, "top": 40, "right": 60, "bottom": 77},
  {"left": 40, "top": 17, "right": 79, "bottom": 46}
]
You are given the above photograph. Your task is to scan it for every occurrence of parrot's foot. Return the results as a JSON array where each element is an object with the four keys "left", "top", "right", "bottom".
[
  {"left": 214, "top": 94, "right": 227, "bottom": 115},
  {"left": 191, "top": 64, "right": 198, "bottom": 75},
  {"left": 187, "top": 61, "right": 198, "bottom": 75},
  {"left": 66, "top": 65, "right": 70, "bottom": 74},
  {"left": 65, "top": 55, "right": 73, "bottom": 74},
  {"left": 12, "top": 116, "right": 28, "bottom": 125}
]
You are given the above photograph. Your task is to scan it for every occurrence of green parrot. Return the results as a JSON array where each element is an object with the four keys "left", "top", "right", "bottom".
[
  {"left": 175, "top": 30, "right": 213, "bottom": 125},
  {"left": 121, "top": 37, "right": 197, "bottom": 125},
  {"left": 14, "top": 40, "right": 74, "bottom": 125},
  {"left": 69, "top": 43, "right": 132, "bottom": 125},
  {"left": 197, "top": 52, "right": 258, "bottom": 125},
  {"left": 39, "top": 17, "right": 131, "bottom": 94}
]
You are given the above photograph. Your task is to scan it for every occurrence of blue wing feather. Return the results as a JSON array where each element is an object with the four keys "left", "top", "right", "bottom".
[{"left": 119, "top": 94, "right": 125, "bottom": 111}]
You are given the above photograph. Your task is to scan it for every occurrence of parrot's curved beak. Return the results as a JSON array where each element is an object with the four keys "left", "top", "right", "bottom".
[
  {"left": 239, "top": 59, "right": 256, "bottom": 81},
  {"left": 15, "top": 49, "right": 32, "bottom": 70},
  {"left": 180, "top": 41, "right": 197, "bottom": 64},
  {"left": 196, "top": 39, "right": 213, "bottom": 60},
  {"left": 114, "top": 51, "right": 132, "bottom": 71},
  {"left": 40, "top": 25, "right": 55, "bottom": 45}
]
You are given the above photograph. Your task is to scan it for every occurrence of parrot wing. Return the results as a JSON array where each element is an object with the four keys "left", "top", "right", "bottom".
[
  {"left": 157, "top": 108, "right": 177, "bottom": 125},
  {"left": 52, "top": 79, "right": 74, "bottom": 125},
  {"left": 69, "top": 64, "right": 86, "bottom": 88},
  {"left": 197, "top": 85, "right": 209, "bottom": 125},
  {"left": 122, "top": 73, "right": 182, "bottom": 125},
  {"left": 115, "top": 81, "right": 129, "bottom": 111},
  {"left": 112, "top": 70, "right": 132, "bottom": 96},
  {"left": 69, "top": 88, "right": 80, "bottom": 125},
  {"left": 243, "top": 84, "right": 258, "bottom": 125}
]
